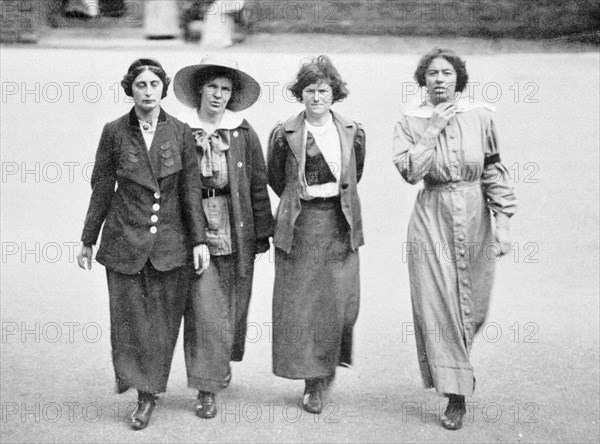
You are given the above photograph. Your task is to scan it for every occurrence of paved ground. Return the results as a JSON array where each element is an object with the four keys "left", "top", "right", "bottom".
[{"left": 1, "top": 32, "right": 599, "bottom": 443}]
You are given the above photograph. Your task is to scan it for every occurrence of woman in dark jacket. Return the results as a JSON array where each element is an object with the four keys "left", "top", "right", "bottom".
[
  {"left": 267, "top": 55, "right": 366, "bottom": 414},
  {"left": 77, "top": 58, "right": 209, "bottom": 430},
  {"left": 173, "top": 56, "right": 273, "bottom": 419}
]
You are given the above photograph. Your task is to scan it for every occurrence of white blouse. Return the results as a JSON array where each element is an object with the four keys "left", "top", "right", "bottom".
[{"left": 304, "top": 113, "right": 341, "bottom": 197}]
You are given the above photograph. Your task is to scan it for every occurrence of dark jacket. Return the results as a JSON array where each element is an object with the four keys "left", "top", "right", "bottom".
[
  {"left": 81, "top": 108, "right": 206, "bottom": 275},
  {"left": 216, "top": 118, "right": 274, "bottom": 277},
  {"left": 267, "top": 110, "right": 366, "bottom": 254}
]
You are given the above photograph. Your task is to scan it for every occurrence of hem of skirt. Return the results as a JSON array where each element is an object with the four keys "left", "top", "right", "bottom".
[
  {"left": 187, "top": 375, "right": 226, "bottom": 393},
  {"left": 274, "top": 363, "right": 350, "bottom": 380},
  {"left": 115, "top": 382, "right": 165, "bottom": 395}
]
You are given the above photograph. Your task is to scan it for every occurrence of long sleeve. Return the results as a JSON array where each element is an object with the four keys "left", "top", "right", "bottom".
[
  {"left": 246, "top": 124, "right": 274, "bottom": 241},
  {"left": 354, "top": 122, "right": 366, "bottom": 183},
  {"left": 81, "top": 123, "right": 117, "bottom": 246},
  {"left": 267, "top": 122, "right": 288, "bottom": 197},
  {"left": 180, "top": 123, "right": 208, "bottom": 245},
  {"left": 481, "top": 117, "right": 517, "bottom": 229},
  {"left": 392, "top": 117, "right": 439, "bottom": 184}
]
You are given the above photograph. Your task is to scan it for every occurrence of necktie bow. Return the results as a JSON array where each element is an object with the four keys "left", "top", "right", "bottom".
[{"left": 193, "top": 128, "right": 230, "bottom": 179}]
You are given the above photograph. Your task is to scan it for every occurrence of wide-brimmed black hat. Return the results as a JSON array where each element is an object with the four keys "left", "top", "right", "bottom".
[{"left": 173, "top": 56, "right": 261, "bottom": 111}]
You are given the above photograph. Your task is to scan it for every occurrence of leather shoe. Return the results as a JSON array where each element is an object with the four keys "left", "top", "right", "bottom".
[
  {"left": 196, "top": 391, "right": 218, "bottom": 419},
  {"left": 130, "top": 393, "right": 156, "bottom": 431},
  {"left": 441, "top": 394, "right": 466, "bottom": 430},
  {"left": 302, "top": 379, "right": 323, "bottom": 414}
]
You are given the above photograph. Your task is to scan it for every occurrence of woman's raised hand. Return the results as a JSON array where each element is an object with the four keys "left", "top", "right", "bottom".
[
  {"left": 428, "top": 102, "right": 457, "bottom": 132},
  {"left": 77, "top": 244, "right": 93, "bottom": 270}
]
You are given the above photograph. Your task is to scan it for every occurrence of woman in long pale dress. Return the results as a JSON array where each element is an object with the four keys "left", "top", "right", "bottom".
[
  {"left": 392, "top": 48, "right": 516, "bottom": 430},
  {"left": 268, "top": 55, "right": 366, "bottom": 414}
]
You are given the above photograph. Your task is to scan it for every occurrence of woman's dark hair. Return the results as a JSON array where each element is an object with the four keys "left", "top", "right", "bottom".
[
  {"left": 194, "top": 67, "right": 241, "bottom": 109},
  {"left": 414, "top": 48, "right": 469, "bottom": 93},
  {"left": 288, "top": 55, "right": 349, "bottom": 103},
  {"left": 121, "top": 58, "right": 171, "bottom": 99}
]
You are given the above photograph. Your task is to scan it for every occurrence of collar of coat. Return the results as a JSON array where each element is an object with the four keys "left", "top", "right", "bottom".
[
  {"left": 177, "top": 108, "right": 247, "bottom": 130},
  {"left": 128, "top": 106, "right": 167, "bottom": 126},
  {"left": 282, "top": 110, "right": 355, "bottom": 133}
]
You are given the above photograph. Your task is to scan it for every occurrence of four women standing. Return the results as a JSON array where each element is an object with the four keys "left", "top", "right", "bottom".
[{"left": 78, "top": 49, "right": 515, "bottom": 431}]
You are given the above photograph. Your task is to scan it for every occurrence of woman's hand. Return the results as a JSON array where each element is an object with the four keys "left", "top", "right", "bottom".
[
  {"left": 495, "top": 228, "right": 512, "bottom": 257},
  {"left": 193, "top": 244, "right": 210, "bottom": 275},
  {"left": 428, "top": 102, "right": 456, "bottom": 133},
  {"left": 77, "top": 244, "right": 93, "bottom": 270}
]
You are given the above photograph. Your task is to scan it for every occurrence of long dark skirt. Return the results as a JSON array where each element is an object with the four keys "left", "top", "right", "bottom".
[
  {"left": 106, "top": 261, "right": 190, "bottom": 394},
  {"left": 184, "top": 254, "right": 253, "bottom": 392},
  {"left": 272, "top": 198, "right": 360, "bottom": 379}
]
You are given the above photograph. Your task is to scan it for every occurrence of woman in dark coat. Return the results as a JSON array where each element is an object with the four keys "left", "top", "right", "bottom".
[
  {"left": 392, "top": 48, "right": 517, "bottom": 430},
  {"left": 173, "top": 56, "right": 273, "bottom": 419},
  {"left": 267, "top": 55, "right": 366, "bottom": 414},
  {"left": 77, "top": 58, "right": 209, "bottom": 430}
]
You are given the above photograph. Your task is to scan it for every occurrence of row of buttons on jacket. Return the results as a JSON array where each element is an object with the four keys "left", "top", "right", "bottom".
[{"left": 150, "top": 191, "right": 160, "bottom": 234}]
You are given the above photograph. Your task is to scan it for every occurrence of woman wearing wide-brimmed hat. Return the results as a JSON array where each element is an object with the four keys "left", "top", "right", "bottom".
[
  {"left": 267, "top": 55, "right": 366, "bottom": 414},
  {"left": 77, "top": 58, "right": 209, "bottom": 430},
  {"left": 173, "top": 56, "right": 273, "bottom": 418},
  {"left": 392, "top": 47, "right": 517, "bottom": 430}
]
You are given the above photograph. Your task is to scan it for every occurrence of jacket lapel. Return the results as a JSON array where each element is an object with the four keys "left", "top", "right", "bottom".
[
  {"left": 282, "top": 111, "right": 306, "bottom": 167},
  {"left": 125, "top": 108, "right": 159, "bottom": 192},
  {"left": 331, "top": 110, "right": 356, "bottom": 184}
]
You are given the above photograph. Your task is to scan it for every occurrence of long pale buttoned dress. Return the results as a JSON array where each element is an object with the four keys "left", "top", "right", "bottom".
[{"left": 392, "top": 100, "right": 517, "bottom": 396}]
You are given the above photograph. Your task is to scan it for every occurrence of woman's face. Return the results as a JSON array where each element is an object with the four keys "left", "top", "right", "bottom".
[
  {"left": 302, "top": 81, "right": 333, "bottom": 120},
  {"left": 199, "top": 76, "right": 233, "bottom": 116},
  {"left": 132, "top": 69, "right": 163, "bottom": 113},
  {"left": 425, "top": 57, "right": 457, "bottom": 105}
]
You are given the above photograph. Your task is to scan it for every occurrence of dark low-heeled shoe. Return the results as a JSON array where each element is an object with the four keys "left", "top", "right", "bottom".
[
  {"left": 196, "top": 391, "right": 218, "bottom": 419},
  {"left": 130, "top": 393, "right": 156, "bottom": 431},
  {"left": 441, "top": 394, "right": 466, "bottom": 431},
  {"left": 302, "top": 379, "right": 323, "bottom": 414}
]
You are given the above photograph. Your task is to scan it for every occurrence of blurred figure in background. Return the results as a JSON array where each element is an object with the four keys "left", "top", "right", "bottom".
[
  {"left": 392, "top": 47, "right": 517, "bottom": 431},
  {"left": 182, "top": 0, "right": 248, "bottom": 46},
  {"left": 62, "top": 0, "right": 99, "bottom": 19},
  {"left": 268, "top": 55, "right": 366, "bottom": 415}
]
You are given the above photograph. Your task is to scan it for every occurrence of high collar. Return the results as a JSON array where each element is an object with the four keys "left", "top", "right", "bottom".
[
  {"left": 128, "top": 107, "right": 166, "bottom": 126},
  {"left": 178, "top": 108, "right": 246, "bottom": 130}
]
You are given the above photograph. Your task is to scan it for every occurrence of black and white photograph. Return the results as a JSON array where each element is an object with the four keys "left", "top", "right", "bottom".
[{"left": 1, "top": 1, "right": 599, "bottom": 442}]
